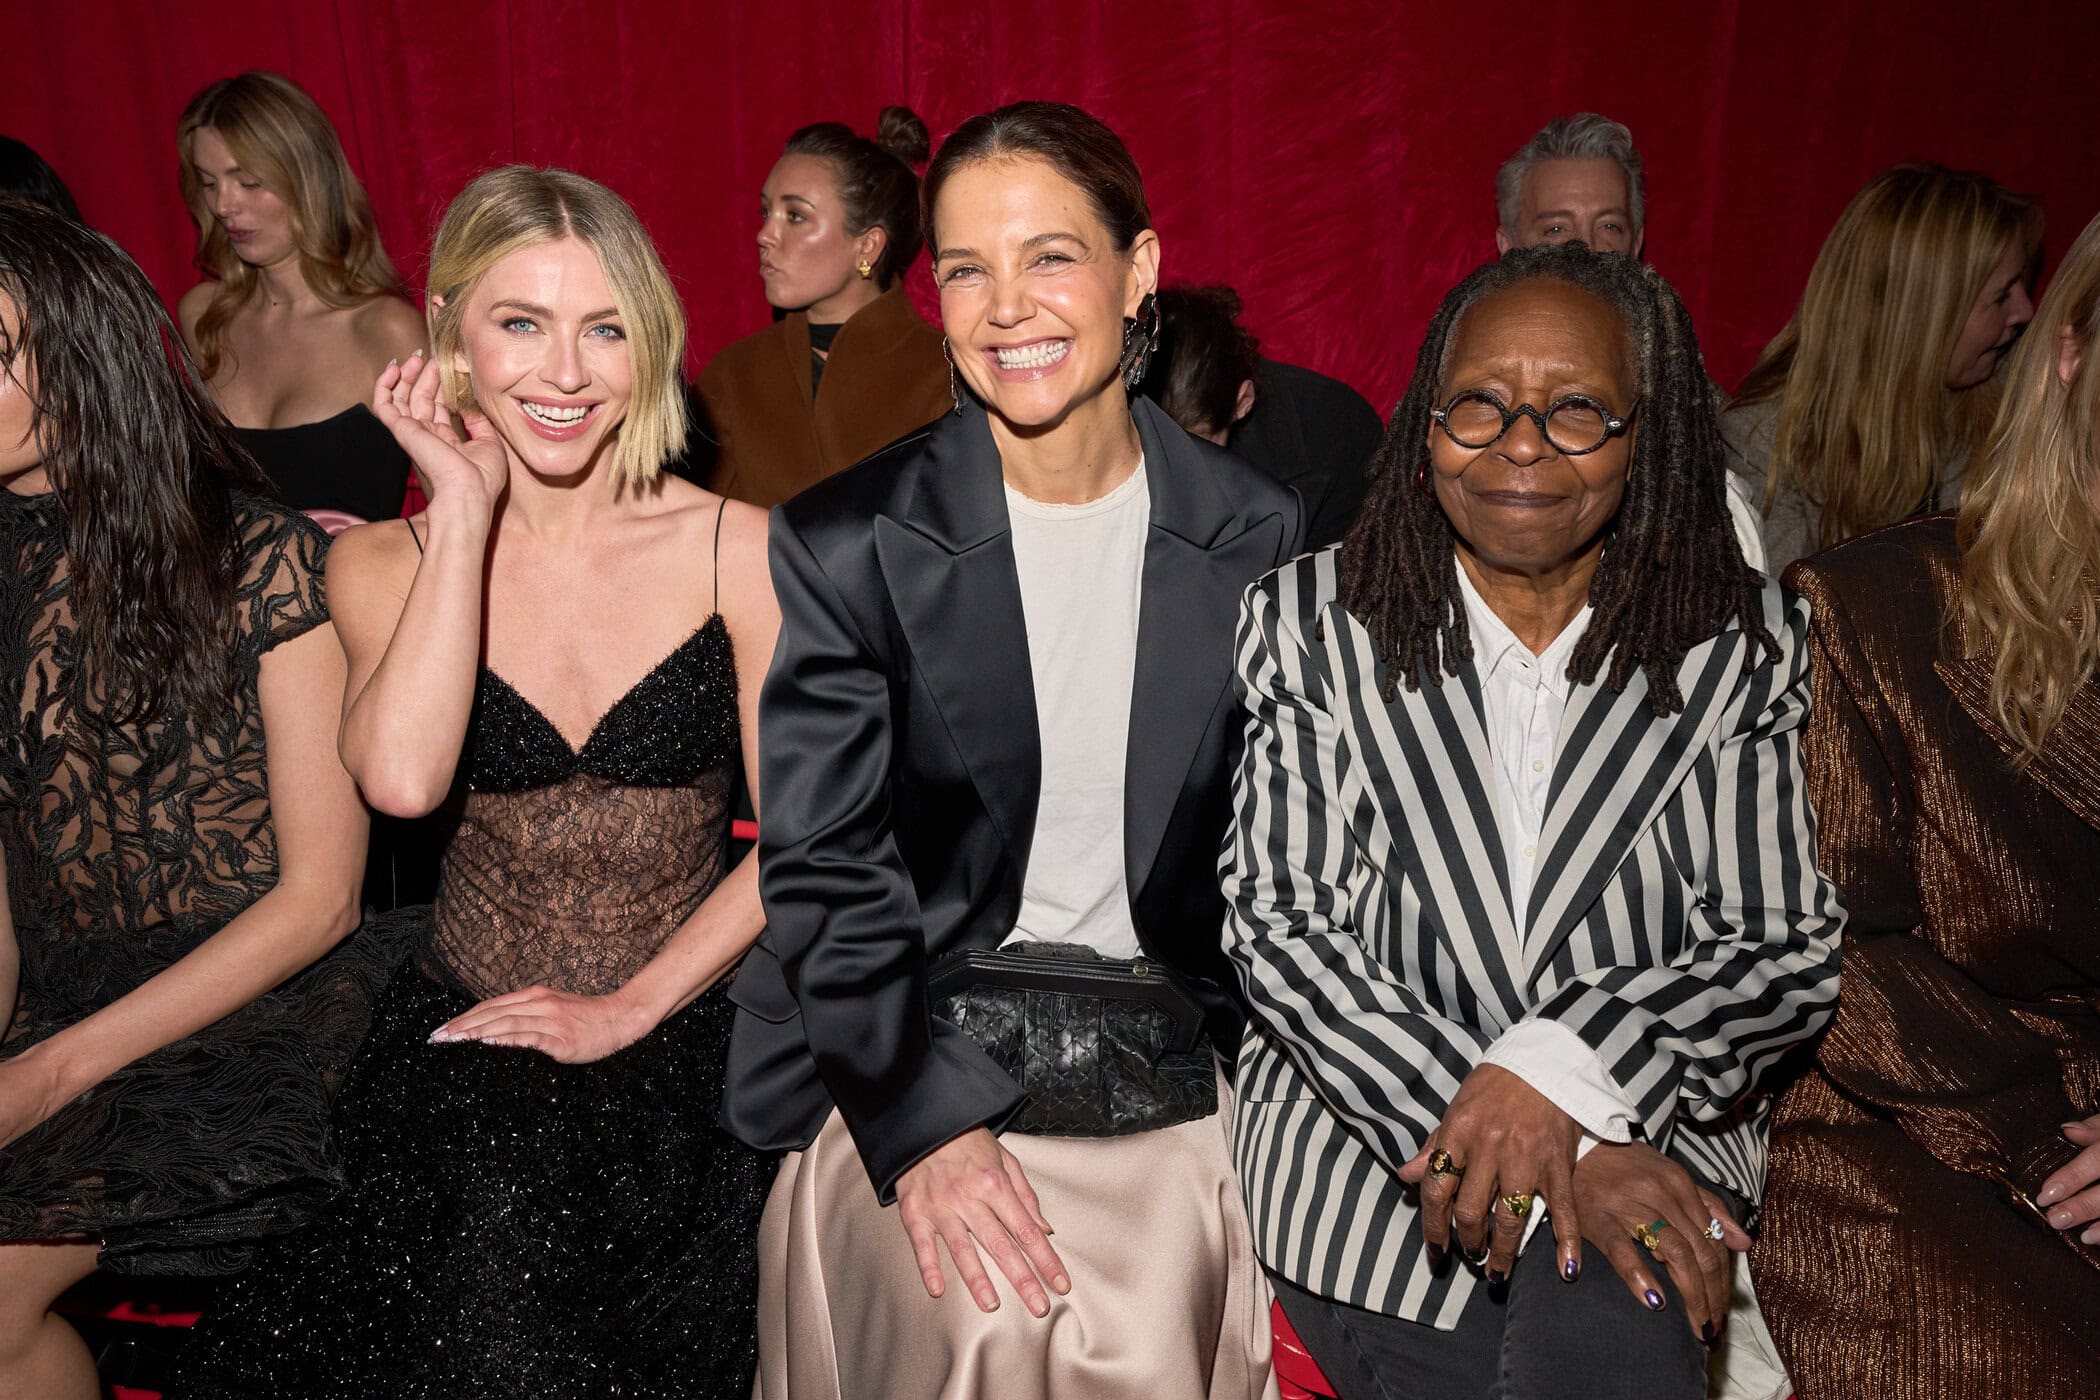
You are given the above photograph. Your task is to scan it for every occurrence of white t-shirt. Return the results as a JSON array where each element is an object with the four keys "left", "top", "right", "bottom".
[{"left": 1000, "top": 458, "right": 1148, "bottom": 961}]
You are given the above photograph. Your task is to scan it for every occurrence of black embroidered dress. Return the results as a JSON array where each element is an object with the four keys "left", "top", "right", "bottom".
[
  {"left": 178, "top": 606, "right": 772, "bottom": 1398},
  {"left": 0, "top": 491, "right": 405, "bottom": 1274}
]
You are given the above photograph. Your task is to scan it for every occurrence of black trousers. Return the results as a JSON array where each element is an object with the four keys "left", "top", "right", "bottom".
[{"left": 1271, "top": 1238, "right": 1708, "bottom": 1400}]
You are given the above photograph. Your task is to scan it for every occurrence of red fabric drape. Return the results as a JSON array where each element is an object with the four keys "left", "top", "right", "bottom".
[{"left": 9, "top": 2, "right": 2097, "bottom": 415}]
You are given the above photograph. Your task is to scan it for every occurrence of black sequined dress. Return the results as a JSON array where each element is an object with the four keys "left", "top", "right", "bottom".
[
  {"left": 176, "top": 601, "right": 771, "bottom": 1398},
  {"left": 0, "top": 491, "right": 409, "bottom": 1274}
]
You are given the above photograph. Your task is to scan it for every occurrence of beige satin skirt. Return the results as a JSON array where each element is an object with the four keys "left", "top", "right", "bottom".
[{"left": 755, "top": 1092, "right": 1278, "bottom": 1400}]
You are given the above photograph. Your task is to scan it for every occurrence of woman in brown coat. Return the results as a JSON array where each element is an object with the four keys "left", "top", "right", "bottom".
[
  {"left": 1753, "top": 208, "right": 2100, "bottom": 1396},
  {"left": 699, "top": 108, "right": 951, "bottom": 507}
]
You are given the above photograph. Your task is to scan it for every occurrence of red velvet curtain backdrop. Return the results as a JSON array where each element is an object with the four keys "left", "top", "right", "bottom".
[{"left": 8, "top": 1, "right": 2097, "bottom": 417}]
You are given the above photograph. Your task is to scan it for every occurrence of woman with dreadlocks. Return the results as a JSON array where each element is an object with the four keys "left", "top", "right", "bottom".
[{"left": 1221, "top": 241, "right": 1843, "bottom": 1399}]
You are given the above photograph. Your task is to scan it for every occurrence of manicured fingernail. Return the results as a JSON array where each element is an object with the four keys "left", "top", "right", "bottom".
[
  {"left": 1028, "top": 1298, "right": 1047, "bottom": 1317},
  {"left": 1426, "top": 1242, "right": 1445, "bottom": 1265},
  {"left": 1485, "top": 1269, "right": 1504, "bottom": 1286},
  {"left": 979, "top": 1294, "right": 998, "bottom": 1311},
  {"left": 2082, "top": 1224, "right": 2100, "bottom": 1245},
  {"left": 2038, "top": 1182, "right": 2066, "bottom": 1206},
  {"left": 1052, "top": 1274, "right": 1070, "bottom": 1293},
  {"left": 1702, "top": 1321, "right": 1718, "bottom": 1344},
  {"left": 1644, "top": 1289, "right": 1665, "bottom": 1311},
  {"left": 411, "top": 347, "right": 426, "bottom": 357},
  {"left": 1562, "top": 1257, "right": 1579, "bottom": 1282},
  {"left": 2050, "top": 1207, "right": 2074, "bottom": 1228},
  {"left": 426, "top": 1030, "right": 453, "bottom": 1043},
  {"left": 387, "top": 356, "right": 398, "bottom": 367}
]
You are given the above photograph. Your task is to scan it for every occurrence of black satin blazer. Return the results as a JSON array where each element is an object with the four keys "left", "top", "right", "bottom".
[{"left": 722, "top": 396, "right": 1301, "bottom": 1201}]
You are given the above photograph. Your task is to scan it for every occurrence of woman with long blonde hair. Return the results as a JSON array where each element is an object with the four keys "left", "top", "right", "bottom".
[
  {"left": 1723, "top": 163, "right": 2040, "bottom": 572},
  {"left": 1752, "top": 207, "right": 2100, "bottom": 1396},
  {"left": 176, "top": 71, "right": 425, "bottom": 524},
  {"left": 177, "top": 166, "right": 781, "bottom": 1397}
]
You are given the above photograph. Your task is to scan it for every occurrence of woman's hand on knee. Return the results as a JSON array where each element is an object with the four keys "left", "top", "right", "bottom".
[
  {"left": 2039, "top": 1115, "right": 2100, "bottom": 1243},
  {"left": 896, "top": 1127, "right": 1070, "bottom": 1318},
  {"left": 1570, "top": 1142, "right": 1750, "bottom": 1343},
  {"left": 1399, "top": 1065, "right": 1582, "bottom": 1281}
]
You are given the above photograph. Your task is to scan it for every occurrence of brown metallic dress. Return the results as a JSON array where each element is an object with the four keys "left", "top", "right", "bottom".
[{"left": 1754, "top": 515, "right": 2100, "bottom": 1397}]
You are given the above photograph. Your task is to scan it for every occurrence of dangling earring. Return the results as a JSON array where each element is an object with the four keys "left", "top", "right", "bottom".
[
  {"left": 942, "top": 337, "right": 963, "bottom": 416},
  {"left": 1119, "top": 292, "right": 1162, "bottom": 391},
  {"left": 857, "top": 258, "right": 874, "bottom": 280}
]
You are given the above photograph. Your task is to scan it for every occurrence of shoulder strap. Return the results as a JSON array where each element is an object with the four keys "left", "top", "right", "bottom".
[
  {"left": 711, "top": 498, "right": 725, "bottom": 614},
  {"left": 404, "top": 515, "right": 424, "bottom": 554}
]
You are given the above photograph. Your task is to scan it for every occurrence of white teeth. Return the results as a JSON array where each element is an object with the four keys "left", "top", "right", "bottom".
[
  {"left": 994, "top": 340, "right": 1071, "bottom": 370},
  {"left": 521, "top": 402, "right": 590, "bottom": 427}
]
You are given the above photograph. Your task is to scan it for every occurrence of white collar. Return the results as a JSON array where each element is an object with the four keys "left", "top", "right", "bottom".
[{"left": 1453, "top": 558, "right": 1590, "bottom": 699}]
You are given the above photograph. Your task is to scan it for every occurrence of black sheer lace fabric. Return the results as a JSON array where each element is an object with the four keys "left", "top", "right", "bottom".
[
  {"left": 178, "top": 594, "right": 774, "bottom": 1397},
  {"left": 423, "top": 621, "right": 738, "bottom": 999},
  {"left": 0, "top": 491, "right": 407, "bottom": 1273}
]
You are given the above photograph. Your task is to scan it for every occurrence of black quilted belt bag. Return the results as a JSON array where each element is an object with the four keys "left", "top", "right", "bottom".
[{"left": 927, "top": 940, "right": 1219, "bottom": 1138}]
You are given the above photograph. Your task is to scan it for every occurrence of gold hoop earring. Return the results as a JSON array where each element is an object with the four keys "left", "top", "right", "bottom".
[{"left": 857, "top": 258, "right": 874, "bottom": 280}]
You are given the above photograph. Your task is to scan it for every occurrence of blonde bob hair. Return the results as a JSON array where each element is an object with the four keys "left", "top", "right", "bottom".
[
  {"left": 1732, "top": 163, "right": 2042, "bottom": 551},
  {"left": 426, "top": 166, "right": 687, "bottom": 490},
  {"left": 1958, "top": 208, "right": 2100, "bottom": 761},
  {"left": 178, "top": 71, "right": 401, "bottom": 380}
]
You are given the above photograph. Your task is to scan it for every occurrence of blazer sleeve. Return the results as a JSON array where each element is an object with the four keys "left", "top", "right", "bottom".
[
  {"left": 1221, "top": 562, "right": 1493, "bottom": 1174},
  {"left": 1780, "top": 565, "right": 2088, "bottom": 1203},
  {"left": 1522, "top": 590, "right": 1846, "bottom": 1145},
  {"left": 757, "top": 511, "right": 1026, "bottom": 1204}
]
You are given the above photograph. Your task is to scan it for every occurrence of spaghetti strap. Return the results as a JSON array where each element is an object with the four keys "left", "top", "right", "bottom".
[
  {"left": 710, "top": 499, "right": 725, "bottom": 614},
  {"left": 404, "top": 516, "right": 424, "bottom": 554}
]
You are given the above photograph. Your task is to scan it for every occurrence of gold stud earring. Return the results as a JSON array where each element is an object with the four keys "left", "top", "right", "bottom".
[{"left": 856, "top": 258, "right": 874, "bottom": 280}]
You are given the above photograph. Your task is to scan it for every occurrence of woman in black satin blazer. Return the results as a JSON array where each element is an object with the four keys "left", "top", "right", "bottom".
[{"left": 723, "top": 102, "right": 1301, "bottom": 1400}]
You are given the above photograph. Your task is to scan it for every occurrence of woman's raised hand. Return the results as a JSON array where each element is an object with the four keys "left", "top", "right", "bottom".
[
  {"left": 1569, "top": 1141, "right": 1751, "bottom": 1343},
  {"left": 372, "top": 350, "right": 507, "bottom": 517}
]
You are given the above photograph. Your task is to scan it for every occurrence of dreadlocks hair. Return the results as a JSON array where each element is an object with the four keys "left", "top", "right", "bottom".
[{"left": 1337, "top": 241, "right": 1773, "bottom": 715}]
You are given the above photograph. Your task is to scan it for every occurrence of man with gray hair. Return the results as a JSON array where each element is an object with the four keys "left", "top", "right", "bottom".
[
  {"left": 1492, "top": 112, "right": 1770, "bottom": 574},
  {"left": 1495, "top": 112, "right": 1644, "bottom": 258}
]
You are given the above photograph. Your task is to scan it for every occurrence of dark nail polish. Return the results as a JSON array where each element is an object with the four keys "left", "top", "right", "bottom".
[
  {"left": 1644, "top": 1289, "right": 1665, "bottom": 1311},
  {"left": 1702, "top": 1321, "right": 1718, "bottom": 1344},
  {"left": 1486, "top": 1268, "right": 1505, "bottom": 1287},
  {"left": 1426, "top": 1241, "right": 1445, "bottom": 1265},
  {"left": 1562, "top": 1257, "right": 1579, "bottom": 1282}
]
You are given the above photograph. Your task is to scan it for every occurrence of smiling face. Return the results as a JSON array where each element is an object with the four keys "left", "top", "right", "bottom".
[
  {"left": 1947, "top": 241, "right": 2037, "bottom": 389},
  {"left": 1429, "top": 278, "right": 1638, "bottom": 578},
  {"left": 448, "top": 235, "right": 632, "bottom": 480},
  {"left": 756, "top": 153, "right": 879, "bottom": 317},
  {"left": 1499, "top": 157, "right": 1642, "bottom": 258},
  {"left": 931, "top": 155, "right": 1159, "bottom": 433},
  {"left": 189, "top": 126, "right": 296, "bottom": 270}
]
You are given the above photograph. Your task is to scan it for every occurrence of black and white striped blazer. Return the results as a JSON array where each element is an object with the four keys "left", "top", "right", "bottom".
[{"left": 1221, "top": 548, "right": 1844, "bottom": 1325}]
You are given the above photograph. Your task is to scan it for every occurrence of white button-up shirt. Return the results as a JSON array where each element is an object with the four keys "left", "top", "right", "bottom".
[{"left": 1452, "top": 564, "right": 1638, "bottom": 1153}]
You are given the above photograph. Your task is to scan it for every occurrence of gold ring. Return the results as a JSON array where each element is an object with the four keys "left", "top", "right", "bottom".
[
  {"left": 1502, "top": 1192, "right": 1535, "bottom": 1220},
  {"left": 1426, "top": 1149, "right": 1462, "bottom": 1179},
  {"left": 1633, "top": 1217, "right": 1670, "bottom": 1252}
]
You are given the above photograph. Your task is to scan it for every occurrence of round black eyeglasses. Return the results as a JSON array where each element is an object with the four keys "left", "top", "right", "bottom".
[{"left": 1431, "top": 390, "right": 1638, "bottom": 456}]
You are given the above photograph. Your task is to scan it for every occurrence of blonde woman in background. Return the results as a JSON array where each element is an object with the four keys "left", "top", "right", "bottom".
[
  {"left": 177, "top": 71, "right": 425, "bottom": 523},
  {"left": 1753, "top": 208, "right": 2100, "bottom": 1396},
  {"left": 177, "top": 167, "right": 781, "bottom": 1399},
  {"left": 1723, "top": 163, "right": 2041, "bottom": 573}
]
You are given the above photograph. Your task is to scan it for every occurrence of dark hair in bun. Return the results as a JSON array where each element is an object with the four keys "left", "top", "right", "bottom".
[{"left": 783, "top": 105, "right": 928, "bottom": 288}]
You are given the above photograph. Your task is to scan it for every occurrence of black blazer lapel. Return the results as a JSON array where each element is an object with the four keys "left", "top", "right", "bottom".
[
  {"left": 1124, "top": 399, "right": 1291, "bottom": 897},
  {"left": 873, "top": 404, "right": 1041, "bottom": 868},
  {"left": 1937, "top": 658, "right": 2100, "bottom": 832}
]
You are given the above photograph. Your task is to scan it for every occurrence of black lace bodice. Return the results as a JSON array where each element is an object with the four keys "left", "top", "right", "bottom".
[
  {"left": 423, "top": 615, "right": 740, "bottom": 999},
  {"left": 2, "top": 490, "right": 332, "bottom": 1034}
]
